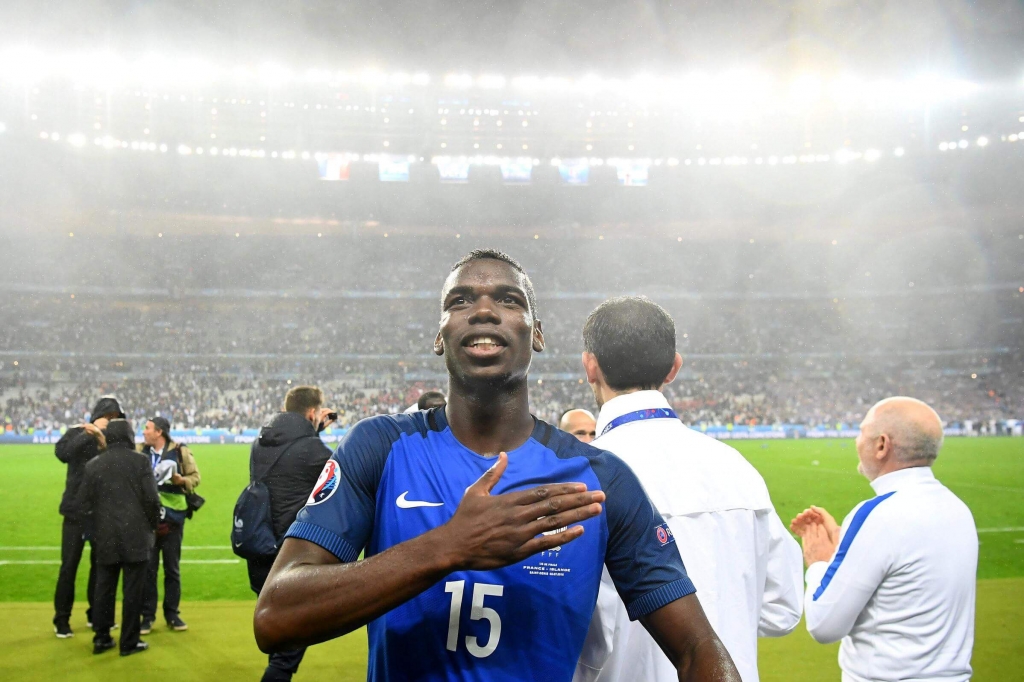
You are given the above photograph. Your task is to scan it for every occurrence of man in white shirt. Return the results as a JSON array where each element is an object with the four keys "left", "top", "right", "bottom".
[
  {"left": 791, "top": 396, "right": 977, "bottom": 682},
  {"left": 574, "top": 296, "right": 803, "bottom": 682}
]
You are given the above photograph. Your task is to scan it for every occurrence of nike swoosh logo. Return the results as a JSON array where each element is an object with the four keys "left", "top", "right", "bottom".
[{"left": 396, "top": 491, "right": 444, "bottom": 509}]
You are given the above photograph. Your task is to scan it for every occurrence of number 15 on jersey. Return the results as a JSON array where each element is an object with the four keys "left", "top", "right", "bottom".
[{"left": 445, "top": 580, "right": 503, "bottom": 658}]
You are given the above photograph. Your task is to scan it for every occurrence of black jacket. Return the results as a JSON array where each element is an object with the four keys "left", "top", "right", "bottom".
[
  {"left": 55, "top": 426, "right": 100, "bottom": 521},
  {"left": 76, "top": 443, "right": 161, "bottom": 565},
  {"left": 249, "top": 412, "right": 332, "bottom": 540}
]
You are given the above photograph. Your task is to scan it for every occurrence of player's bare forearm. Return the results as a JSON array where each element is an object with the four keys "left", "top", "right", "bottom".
[
  {"left": 641, "top": 595, "right": 742, "bottom": 682},
  {"left": 254, "top": 533, "right": 459, "bottom": 652}
]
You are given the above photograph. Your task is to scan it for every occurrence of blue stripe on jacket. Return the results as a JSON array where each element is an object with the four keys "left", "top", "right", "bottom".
[{"left": 812, "top": 491, "right": 896, "bottom": 601}]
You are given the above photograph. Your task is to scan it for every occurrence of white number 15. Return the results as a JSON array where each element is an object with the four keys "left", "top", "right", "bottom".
[{"left": 445, "top": 580, "right": 503, "bottom": 658}]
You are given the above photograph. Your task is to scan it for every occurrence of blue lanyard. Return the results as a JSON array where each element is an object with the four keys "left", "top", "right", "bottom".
[{"left": 600, "top": 408, "right": 679, "bottom": 437}]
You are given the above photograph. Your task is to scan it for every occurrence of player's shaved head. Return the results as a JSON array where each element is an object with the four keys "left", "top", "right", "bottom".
[
  {"left": 559, "top": 409, "right": 596, "bottom": 443},
  {"left": 861, "top": 397, "right": 944, "bottom": 464}
]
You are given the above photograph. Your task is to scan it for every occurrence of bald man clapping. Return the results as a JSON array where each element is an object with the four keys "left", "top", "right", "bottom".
[{"left": 791, "top": 397, "right": 978, "bottom": 682}]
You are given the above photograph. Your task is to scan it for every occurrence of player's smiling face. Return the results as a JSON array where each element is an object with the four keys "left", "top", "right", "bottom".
[{"left": 435, "top": 259, "right": 544, "bottom": 385}]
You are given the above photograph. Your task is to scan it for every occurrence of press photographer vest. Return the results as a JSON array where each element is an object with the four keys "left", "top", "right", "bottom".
[{"left": 146, "top": 444, "right": 188, "bottom": 512}]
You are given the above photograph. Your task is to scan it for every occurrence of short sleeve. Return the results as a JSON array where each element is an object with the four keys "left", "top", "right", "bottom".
[
  {"left": 284, "top": 416, "right": 398, "bottom": 562},
  {"left": 591, "top": 452, "right": 696, "bottom": 620}
]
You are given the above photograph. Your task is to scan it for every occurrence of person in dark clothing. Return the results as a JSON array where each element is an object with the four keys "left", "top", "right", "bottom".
[
  {"left": 246, "top": 385, "right": 335, "bottom": 682},
  {"left": 52, "top": 395, "right": 125, "bottom": 638},
  {"left": 417, "top": 390, "right": 447, "bottom": 410},
  {"left": 139, "top": 416, "right": 201, "bottom": 634},
  {"left": 75, "top": 419, "right": 161, "bottom": 657}
]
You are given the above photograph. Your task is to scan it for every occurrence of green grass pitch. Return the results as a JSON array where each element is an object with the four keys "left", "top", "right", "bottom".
[{"left": 0, "top": 438, "right": 1021, "bottom": 681}]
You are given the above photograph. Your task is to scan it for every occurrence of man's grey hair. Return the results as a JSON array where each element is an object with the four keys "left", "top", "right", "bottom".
[
  {"left": 869, "top": 399, "right": 944, "bottom": 464},
  {"left": 893, "top": 429, "right": 943, "bottom": 464}
]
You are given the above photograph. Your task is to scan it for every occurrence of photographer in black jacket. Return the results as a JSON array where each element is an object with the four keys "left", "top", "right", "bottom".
[
  {"left": 247, "top": 385, "right": 336, "bottom": 682},
  {"left": 52, "top": 395, "right": 125, "bottom": 638}
]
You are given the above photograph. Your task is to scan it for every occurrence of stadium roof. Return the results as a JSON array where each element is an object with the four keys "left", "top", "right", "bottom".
[{"left": 1, "top": 0, "right": 1023, "bottom": 78}]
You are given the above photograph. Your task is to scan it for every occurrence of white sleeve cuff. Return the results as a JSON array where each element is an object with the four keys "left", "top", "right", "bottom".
[{"left": 805, "top": 561, "right": 828, "bottom": 590}]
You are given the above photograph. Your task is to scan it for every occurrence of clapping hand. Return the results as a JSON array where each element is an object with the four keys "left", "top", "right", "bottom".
[{"left": 790, "top": 505, "right": 840, "bottom": 567}]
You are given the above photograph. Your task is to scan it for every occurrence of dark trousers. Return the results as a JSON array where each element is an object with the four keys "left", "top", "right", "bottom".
[
  {"left": 248, "top": 555, "right": 307, "bottom": 682},
  {"left": 93, "top": 560, "right": 147, "bottom": 652},
  {"left": 143, "top": 521, "right": 182, "bottom": 621},
  {"left": 53, "top": 517, "right": 96, "bottom": 625}
]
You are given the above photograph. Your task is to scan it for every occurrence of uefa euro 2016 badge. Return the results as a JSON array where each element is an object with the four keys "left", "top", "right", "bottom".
[
  {"left": 655, "top": 522, "right": 675, "bottom": 546},
  {"left": 308, "top": 459, "right": 340, "bottom": 505}
]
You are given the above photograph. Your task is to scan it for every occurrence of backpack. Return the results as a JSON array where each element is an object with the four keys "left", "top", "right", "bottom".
[{"left": 231, "top": 440, "right": 299, "bottom": 560}]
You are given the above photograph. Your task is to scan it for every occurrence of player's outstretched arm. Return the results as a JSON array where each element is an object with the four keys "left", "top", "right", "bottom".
[
  {"left": 641, "top": 594, "right": 743, "bottom": 682},
  {"left": 254, "top": 452, "right": 605, "bottom": 653}
]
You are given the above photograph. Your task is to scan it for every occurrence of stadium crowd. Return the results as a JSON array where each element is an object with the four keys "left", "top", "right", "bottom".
[{"left": 3, "top": 354, "right": 1020, "bottom": 435}]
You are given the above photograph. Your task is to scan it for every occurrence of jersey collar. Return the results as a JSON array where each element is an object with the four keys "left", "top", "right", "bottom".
[
  {"left": 595, "top": 390, "right": 672, "bottom": 437},
  {"left": 870, "top": 465, "right": 936, "bottom": 496}
]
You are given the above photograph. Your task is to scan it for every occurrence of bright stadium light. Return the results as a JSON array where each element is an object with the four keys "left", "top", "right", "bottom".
[
  {"left": 863, "top": 148, "right": 881, "bottom": 162},
  {"left": 976, "top": 136, "right": 989, "bottom": 147},
  {"left": 67, "top": 132, "right": 87, "bottom": 148},
  {"left": 958, "top": 139, "right": 969, "bottom": 149},
  {"left": 478, "top": 74, "right": 506, "bottom": 89},
  {"left": 511, "top": 75, "right": 541, "bottom": 91},
  {"left": 359, "top": 69, "right": 389, "bottom": 87},
  {"left": 835, "top": 148, "right": 858, "bottom": 163},
  {"left": 445, "top": 73, "right": 473, "bottom": 88},
  {"left": 258, "top": 62, "right": 291, "bottom": 87},
  {"left": 894, "top": 147, "right": 905, "bottom": 157}
]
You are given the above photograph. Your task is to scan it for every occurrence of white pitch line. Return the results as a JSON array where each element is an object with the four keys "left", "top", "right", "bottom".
[
  {"left": 976, "top": 527, "right": 1024, "bottom": 533},
  {"left": 0, "top": 559, "right": 239, "bottom": 566}
]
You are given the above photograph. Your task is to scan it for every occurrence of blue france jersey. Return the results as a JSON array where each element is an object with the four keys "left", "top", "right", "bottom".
[{"left": 286, "top": 408, "right": 695, "bottom": 682}]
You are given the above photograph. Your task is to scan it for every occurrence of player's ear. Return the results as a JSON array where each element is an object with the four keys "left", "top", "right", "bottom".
[
  {"left": 662, "top": 352, "right": 683, "bottom": 385},
  {"left": 433, "top": 330, "right": 444, "bottom": 356},
  {"left": 582, "top": 352, "right": 600, "bottom": 385},
  {"left": 532, "top": 320, "right": 545, "bottom": 353}
]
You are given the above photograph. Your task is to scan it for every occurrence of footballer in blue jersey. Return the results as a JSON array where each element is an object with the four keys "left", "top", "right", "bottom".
[{"left": 254, "top": 250, "right": 740, "bottom": 682}]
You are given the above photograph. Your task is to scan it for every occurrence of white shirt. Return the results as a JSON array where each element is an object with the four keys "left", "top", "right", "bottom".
[
  {"left": 574, "top": 391, "right": 803, "bottom": 682},
  {"left": 804, "top": 466, "right": 977, "bottom": 682}
]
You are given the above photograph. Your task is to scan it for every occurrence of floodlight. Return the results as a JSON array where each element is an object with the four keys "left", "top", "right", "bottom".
[
  {"left": 478, "top": 74, "right": 506, "bottom": 89},
  {"left": 835, "top": 149, "right": 858, "bottom": 163},
  {"left": 511, "top": 75, "right": 541, "bottom": 90},
  {"left": 788, "top": 74, "right": 822, "bottom": 109},
  {"left": 894, "top": 147, "right": 905, "bottom": 157},
  {"left": 177, "top": 144, "right": 192, "bottom": 155},
  {"left": 67, "top": 133, "right": 86, "bottom": 148},
  {"left": 359, "top": 69, "right": 389, "bottom": 87},
  {"left": 958, "top": 139, "right": 968, "bottom": 148},
  {"left": 412, "top": 73, "right": 430, "bottom": 86},
  {"left": 445, "top": 73, "right": 473, "bottom": 88},
  {"left": 304, "top": 69, "right": 332, "bottom": 84},
  {"left": 976, "top": 136, "right": 989, "bottom": 147},
  {"left": 863, "top": 149, "right": 881, "bottom": 162}
]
